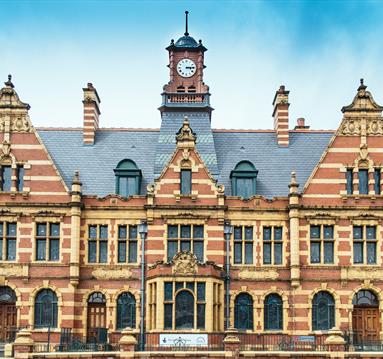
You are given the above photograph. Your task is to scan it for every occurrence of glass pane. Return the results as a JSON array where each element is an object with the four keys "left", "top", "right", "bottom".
[
  {"left": 164, "top": 303, "right": 173, "bottom": 329},
  {"left": 37, "top": 223, "right": 47, "bottom": 237},
  {"left": 310, "top": 225, "right": 320, "bottom": 239},
  {"left": 181, "top": 225, "right": 191, "bottom": 238},
  {"left": 234, "top": 227, "right": 242, "bottom": 240},
  {"left": 324, "top": 225, "right": 333, "bottom": 239},
  {"left": 175, "top": 290, "right": 194, "bottom": 329},
  {"left": 193, "top": 241, "right": 203, "bottom": 262},
  {"left": 49, "top": 239, "right": 59, "bottom": 261},
  {"left": 193, "top": 225, "right": 204, "bottom": 238},
  {"left": 263, "top": 243, "right": 271, "bottom": 264},
  {"left": 180, "top": 170, "right": 191, "bottom": 195},
  {"left": 99, "top": 241, "right": 108, "bottom": 263},
  {"left": 118, "top": 226, "right": 127, "bottom": 239},
  {"left": 236, "top": 177, "right": 253, "bottom": 199},
  {"left": 186, "top": 282, "right": 194, "bottom": 291},
  {"left": 164, "top": 282, "right": 173, "bottom": 301},
  {"left": 128, "top": 241, "right": 137, "bottom": 263},
  {"left": 168, "top": 225, "right": 178, "bottom": 238},
  {"left": 7, "top": 223, "right": 16, "bottom": 237},
  {"left": 263, "top": 227, "right": 271, "bottom": 241},
  {"left": 367, "top": 242, "right": 376, "bottom": 264},
  {"left": 366, "top": 226, "right": 376, "bottom": 239},
  {"left": 234, "top": 294, "right": 253, "bottom": 330},
  {"left": 17, "top": 166, "right": 24, "bottom": 192},
  {"left": 274, "top": 227, "right": 282, "bottom": 240},
  {"left": 310, "top": 242, "right": 320, "bottom": 263},
  {"left": 324, "top": 242, "right": 334, "bottom": 264},
  {"left": 6, "top": 239, "right": 16, "bottom": 260},
  {"left": 89, "top": 225, "right": 97, "bottom": 239},
  {"left": 353, "top": 226, "right": 363, "bottom": 239},
  {"left": 245, "top": 227, "right": 253, "bottom": 240},
  {"left": 180, "top": 240, "right": 190, "bottom": 252},
  {"left": 2, "top": 166, "right": 11, "bottom": 191},
  {"left": 88, "top": 241, "right": 97, "bottom": 263},
  {"left": 119, "top": 177, "right": 128, "bottom": 196},
  {"left": 0, "top": 239, "right": 2, "bottom": 259},
  {"left": 353, "top": 242, "right": 363, "bottom": 264},
  {"left": 50, "top": 223, "right": 60, "bottom": 237},
  {"left": 126, "top": 177, "right": 137, "bottom": 196},
  {"left": 118, "top": 241, "right": 126, "bottom": 263},
  {"left": 358, "top": 169, "right": 369, "bottom": 194},
  {"left": 0, "top": 223, "right": 3, "bottom": 236},
  {"left": 234, "top": 242, "right": 242, "bottom": 264},
  {"left": 374, "top": 169, "right": 381, "bottom": 194},
  {"left": 129, "top": 226, "right": 137, "bottom": 239},
  {"left": 265, "top": 295, "right": 283, "bottom": 330},
  {"left": 197, "top": 304, "right": 205, "bottom": 329},
  {"left": 274, "top": 243, "right": 282, "bottom": 264},
  {"left": 36, "top": 239, "right": 46, "bottom": 260},
  {"left": 175, "top": 282, "right": 183, "bottom": 292},
  {"left": 167, "top": 241, "right": 177, "bottom": 262},
  {"left": 99, "top": 225, "right": 108, "bottom": 239},
  {"left": 346, "top": 169, "right": 353, "bottom": 194},
  {"left": 245, "top": 242, "right": 253, "bottom": 264},
  {"left": 197, "top": 283, "right": 205, "bottom": 301}
]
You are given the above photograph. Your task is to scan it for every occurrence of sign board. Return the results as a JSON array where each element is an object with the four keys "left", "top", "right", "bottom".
[
  {"left": 296, "top": 335, "right": 315, "bottom": 342},
  {"left": 159, "top": 334, "right": 208, "bottom": 347}
]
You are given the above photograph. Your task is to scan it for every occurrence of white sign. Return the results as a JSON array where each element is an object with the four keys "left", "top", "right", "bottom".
[{"left": 159, "top": 334, "right": 208, "bottom": 347}]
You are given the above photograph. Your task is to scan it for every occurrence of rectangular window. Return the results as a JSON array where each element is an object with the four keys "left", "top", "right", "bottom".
[
  {"left": 87, "top": 224, "right": 109, "bottom": 263},
  {"left": 346, "top": 169, "right": 353, "bottom": 195},
  {"left": 118, "top": 225, "right": 138, "bottom": 263},
  {"left": 310, "top": 225, "right": 334, "bottom": 264},
  {"left": 233, "top": 226, "right": 253, "bottom": 264},
  {"left": 1, "top": 166, "right": 12, "bottom": 192},
  {"left": 17, "top": 166, "right": 24, "bottom": 192},
  {"left": 358, "top": 169, "right": 369, "bottom": 195},
  {"left": 236, "top": 177, "right": 254, "bottom": 199},
  {"left": 167, "top": 224, "right": 204, "bottom": 262},
  {"left": 36, "top": 223, "right": 60, "bottom": 261},
  {"left": 353, "top": 225, "right": 377, "bottom": 265},
  {"left": 374, "top": 169, "right": 381, "bottom": 195},
  {"left": 0, "top": 223, "right": 17, "bottom": 261},
  {"left": 263, "top": 226, "right": 283, "bottom": 265},
  {"left": 180, "top": 169, "right": 192, "bottom": 195}
]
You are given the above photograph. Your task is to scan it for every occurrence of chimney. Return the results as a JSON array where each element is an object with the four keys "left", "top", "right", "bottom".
[
  {"left": 294, "top": 117, "right": 310, "bottom": 130},
  {"left": 83, "top": 83, "right": 101, "bottom": 145},
  {"left": 272, "top": 85, "right": 290, "bottom": 147}
]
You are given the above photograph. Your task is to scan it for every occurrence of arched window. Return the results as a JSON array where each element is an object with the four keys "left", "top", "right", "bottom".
[
  {"left": 234, "top": 293, "right": 253, "bottom": 330},
  {"left": 312, "top": 291, "right": 335, "bottom": 331},
  {"left": 117, "top": 292, "right": 136, "bottom": 329},
  {"left": 114, "top": 159, "right": 142, "bottom": 197},
  {"left": 264, "top": 294, "right": 283, "bottom": 330},
  {"left": 88, "top": 292, "right": 106, "bottom": 304},
  {"left": 230, "top": 161, "right": 258, "bottom": 199},
  {"left": 175, "top": 290, "right": 194, "bottom": 329},
  {"left": 352, "top": 290, "right": 378, "bottom": 306},
  {"left": 0, "top": 286, "right": 16, "bottom": 303},
  {"left": 34, "top": 289, "right": 58, "bottom": 328}
]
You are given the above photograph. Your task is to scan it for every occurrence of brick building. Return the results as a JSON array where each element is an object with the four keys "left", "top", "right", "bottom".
[{"left": 1, "top": 13, "right": 383, "bottom": 354}]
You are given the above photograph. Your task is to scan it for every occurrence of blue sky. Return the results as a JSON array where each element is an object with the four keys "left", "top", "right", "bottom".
[{"left": 1, "top": 0, "right": 383, "bottom": 130}]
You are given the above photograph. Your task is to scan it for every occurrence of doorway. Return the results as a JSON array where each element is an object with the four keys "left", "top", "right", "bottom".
[
  {"left": 0, "top": 287, "right": 17, "bottom": 342},
  {"left": 87, "top": 292, "right": 107, "bottom": 342}
]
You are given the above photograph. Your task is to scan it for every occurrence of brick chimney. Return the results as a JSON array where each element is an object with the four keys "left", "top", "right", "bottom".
[
  {"left": 83, "top": 83, "right": 101, "bottom": 145},
  {"left": 272, "top": 85, "right": 290, "bottom": 147}
]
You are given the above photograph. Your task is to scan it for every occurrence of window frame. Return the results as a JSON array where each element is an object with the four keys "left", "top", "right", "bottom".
[
  {"left": 309, "top": 224, "right": 335, "bottom": 265},
  {"left": 232, "top": 226, "right": 254, "bottom": 265},
  {"left": 117, "top": 225, "right": 138, "bottom": 264},
  {"left": 352, "top": 225, "right": 378, "bottom": 265},
  {"left": 116, "top": 292, "right": 136, "bottom": 330},
  {"left": 262, "top": 226, "right": 283, "bottom": 266},
  {"left": 180, "top": 169, "right": 192, "bottom": 195},
  {"left": 312, "top": 291, "right": 335, "bottom": 331},
  {"left": 87, "top": 224, "right": 109, "bottom": 264},
  {"left": 234, "top": 293, "right": 254, "bottom": 331},
  {"left": 34, "top": 289, "right": 58, "bottom": 329},
  {"left": 114, "top": 159, "right": 142, "bottom": 197},
  {"left": 264, "top": 293, "right": 283, "bottom": 331},
  {"left": 35, "top": 222, "right": 61, "bottom": 262},
  {"left": 0, "top": 222, "right": 17, "bottom": 262},
  {"left": 230, "top": 161, "right": 258, "bottom": 199}
]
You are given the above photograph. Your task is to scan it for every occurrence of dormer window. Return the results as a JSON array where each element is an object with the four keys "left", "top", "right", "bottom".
[
  {"left": 230, "top": 161, "right": 258, "bottom": 199},
  {"left": 114, "top": 160, "right": 142, "bottom": 197}
]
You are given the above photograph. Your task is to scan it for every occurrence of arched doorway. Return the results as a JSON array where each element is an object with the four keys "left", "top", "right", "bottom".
[
  {"left": 87, "top": 292, "right": 107, "bottom": 342},
  {"left": 352, "top": 290, "right": 379, "bottom": 343},
  {"left": 175, "top": 290, "right": 194, "bottom": 329},
  {"left": 0, "top": 286, "right": 17, "bottom": 342}
]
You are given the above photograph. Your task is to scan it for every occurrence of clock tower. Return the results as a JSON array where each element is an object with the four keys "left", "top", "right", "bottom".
[{"left": 156, "top": 11, "right": 218, "bottom": 176}]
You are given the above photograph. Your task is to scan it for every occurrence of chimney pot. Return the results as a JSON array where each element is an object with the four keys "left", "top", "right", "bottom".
[{"left": 294, "top": 117, "right": 310, "bottom": 130}]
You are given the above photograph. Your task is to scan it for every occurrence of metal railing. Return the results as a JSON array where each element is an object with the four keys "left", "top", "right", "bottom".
[
  {"left": 344, "top": 330, "right": 383, "bottom": 352},
  {"left": 161, "top": 93, "right": 210, "bottom": 106}
]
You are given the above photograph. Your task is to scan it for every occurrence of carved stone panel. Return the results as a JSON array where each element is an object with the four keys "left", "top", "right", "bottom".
[
  {"left": 341, "top": 267, "right": 383, "bottom": 281},
  {"left": 0, "top": 265, "right": 24, "bottom": 277},
  {"left": 172, "top": 251, "right": 198, "bottom": 275},
  {"left": 238, "top": 268, "right": 279, "bottom": 280},
  {"left": 92, "top": 267, "right": 132, "bottom": 280}
]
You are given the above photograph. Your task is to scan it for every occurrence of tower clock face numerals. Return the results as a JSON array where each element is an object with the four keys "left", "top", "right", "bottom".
[{"left": 177, "top": 58, "right": 196, "bottom": 78}]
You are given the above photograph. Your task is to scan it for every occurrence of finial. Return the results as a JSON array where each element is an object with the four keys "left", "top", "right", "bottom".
[
  {"left": 358, "top": 78, "right": 367, "bottom": 91},
  {"left": 4, "top": 74, "right": 14, "bottom": 88},
  {"left": 72, "top": 170, "right": 81, "bottom": 184},
  {"left": 184, "top": 11, "right": 189, "bottom": 36},
  {"left": 171, "top": 39, "right": 174, "bottom": 45}
]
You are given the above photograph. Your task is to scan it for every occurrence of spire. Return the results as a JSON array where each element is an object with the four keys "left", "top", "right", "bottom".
[{"left": 184, "top": 11, "right": 189, "bottom": 36}]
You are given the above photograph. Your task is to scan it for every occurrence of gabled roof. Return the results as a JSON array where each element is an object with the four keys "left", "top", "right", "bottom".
[{"left": 38, "top": 128, "right": 333, "bottom": 199}]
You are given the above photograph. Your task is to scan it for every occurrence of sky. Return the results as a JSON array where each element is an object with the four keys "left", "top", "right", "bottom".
[{"left": 1, "top": 0, "right": 383, "bottom": 130}]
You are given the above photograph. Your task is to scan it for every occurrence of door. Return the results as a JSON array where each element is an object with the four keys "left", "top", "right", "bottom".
[
  {"left": 352, "top": 307, "right": 380, "bottom": 343},
  {"left": 87, "top": 303, "right": 107, "bottom": 342},
  {"left": 0, "top": 303, "right": 17, "bottom": 342}
]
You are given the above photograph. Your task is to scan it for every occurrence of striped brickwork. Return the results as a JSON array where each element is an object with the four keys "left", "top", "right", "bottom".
[
  {"left": 83, "top": 83, "right": 100, "bottom": 145},
  {"left": 272, "top": 85, "right": 290, "bottom": 147}
]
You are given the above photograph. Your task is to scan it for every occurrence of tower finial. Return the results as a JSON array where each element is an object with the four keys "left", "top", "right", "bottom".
[
  {"left": 185, "top": 11, "right": 189, "bottom": 36},
  {"left": 5, "top": 74, "right": 14, "bottom": 88}
]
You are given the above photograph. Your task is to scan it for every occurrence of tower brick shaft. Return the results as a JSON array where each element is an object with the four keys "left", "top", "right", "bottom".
[
  {"left": 272, "top": 85, "right": 290, "bottom": 147},
  {"left": 83, "top": 83, "right": 101, "bottom": 145}
]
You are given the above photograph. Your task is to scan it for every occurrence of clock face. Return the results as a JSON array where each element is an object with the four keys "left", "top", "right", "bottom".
[{"left": 177, "top": 58, "right": 196, "bottom": 78}]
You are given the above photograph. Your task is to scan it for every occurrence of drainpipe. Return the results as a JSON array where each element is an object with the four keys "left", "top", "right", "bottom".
[
  {"left": 224, "top": 221, "right": 233, "bottom": 329},
  {"left": 138, "top": 220, "right": 148, "bottom": 351}
]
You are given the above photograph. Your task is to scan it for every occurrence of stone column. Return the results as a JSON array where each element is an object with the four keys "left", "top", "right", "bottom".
[
  {"left": 223, "top": 327, "right": 240, "bottom": 359},
  {"left": 119, "top": 328, "right": 137, "bottom": 358},
  {"left": 13, "top": 329, "right": 34, "bottom": 359}
]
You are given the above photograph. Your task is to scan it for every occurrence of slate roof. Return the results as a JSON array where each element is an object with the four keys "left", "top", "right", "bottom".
[{"left": 37, "top": 128, "right": 333, "bottom": 198}]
